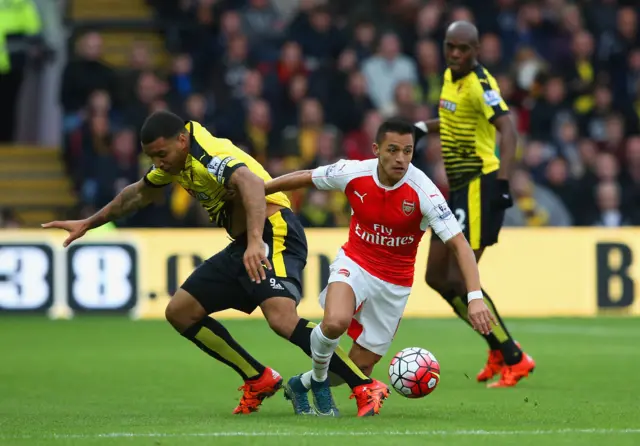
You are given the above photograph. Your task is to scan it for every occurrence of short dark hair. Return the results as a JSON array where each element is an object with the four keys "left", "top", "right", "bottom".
[
  {"left": 375, "top": 117, "right": 414, "bottom": 144},
  {"left": 140, "top": 110, "right": 186, "bottom": 145}
]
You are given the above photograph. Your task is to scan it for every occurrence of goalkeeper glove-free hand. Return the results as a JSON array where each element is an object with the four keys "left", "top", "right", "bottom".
[{"left": 491, "top": 179, "right": 513, "bottom": 210}]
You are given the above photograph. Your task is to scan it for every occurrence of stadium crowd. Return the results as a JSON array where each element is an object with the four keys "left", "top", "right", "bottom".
[{"left": 58, "top": 0, "right": 640, "bottom": 228}]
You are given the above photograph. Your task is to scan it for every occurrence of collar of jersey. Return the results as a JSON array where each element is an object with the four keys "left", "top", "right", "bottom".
[
  {"left": 372, "top": 160, "right": 411, "bottom": 191},
  {"left": 448, "top": 64, "right": 478, "bottom": 83}
]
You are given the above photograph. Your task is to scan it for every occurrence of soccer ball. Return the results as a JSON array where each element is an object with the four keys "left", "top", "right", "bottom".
[{"left": 388, "top": 347, "right": 440, "bottom": 398}]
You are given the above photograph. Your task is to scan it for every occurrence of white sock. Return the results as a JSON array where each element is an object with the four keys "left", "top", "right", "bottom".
[
  {"left": 310, "top": 324, "right": 339, "bottom": 383},
  {"left": 300, "top": 370, "right": 312, "bottom": 389}
]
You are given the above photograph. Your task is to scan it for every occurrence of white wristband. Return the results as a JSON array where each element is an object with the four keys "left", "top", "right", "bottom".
[
  {"left": 467, "top": 290, "right": 483, "bottom": 303},
  {"left": 415, "top": 121, "right": 428, "bottom": 134}
]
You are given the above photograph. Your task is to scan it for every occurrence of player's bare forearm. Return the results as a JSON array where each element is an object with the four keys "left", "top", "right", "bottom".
[
  {"left": 425, "top": 119, "right": 440, "bottom": 134},
  {"left": 494, "top": 114, "right": 518, "bottom": 180},
  {"left": 264, "top": 170, "right": 313, "bottom": 195},
  {"left": 86, "top": 180, "right": 155, "bottom": 229},
  {"left": 446, "top": 233, "right": 481, "bottom": 292},
  {"left": 233, "top": 167, "right": 266, "bottom": 243}
]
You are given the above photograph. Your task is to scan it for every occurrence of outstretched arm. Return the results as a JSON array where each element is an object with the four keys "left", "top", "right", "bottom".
[
  {"left": 445, "top": 233, "right": 482, "bottom": 295},
  {"left": 42, "top": 179, "right": 163, "bottom": 247},
  {"left": 265, "top": 170, "right": 314, "bottom": 195},
  {"left": 422, "top": 187, "right": 495, "bottom": 335},
  {"left": 87, "top": 180, "right": 161, "bottom": 228}
]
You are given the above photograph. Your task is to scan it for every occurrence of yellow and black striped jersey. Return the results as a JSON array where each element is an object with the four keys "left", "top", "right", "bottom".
[
  {"left": 438, "top": 65, "right": 509, "bottom": 190},
  {"left": 144, "top": 121, "right": 290, "bottom": 232}
]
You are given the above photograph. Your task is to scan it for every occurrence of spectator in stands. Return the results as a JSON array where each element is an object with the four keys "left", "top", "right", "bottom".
[
  {"left": 269, "top": 40, "right": 308, "bottom": 87},
  {"left": 118, "top": 42, "right": 152, "bottom": 108},
  {"left": 529, "top": 75, "right": 572, "bottom": 141},
  {"left": 362, "top": 31, "right": 417, "bottom": 112},
  {"left": 414, "top": 39, "right": 443, "bottom": 111},
  {"left": 521, "top": 140, "right": 553, "bottom": 184},
  {"left": 0, "top": 208, "right": 21, "bottom": 228},
  {"left": 275, "top": 72, "right": 309, "bottom": 130},
  {"left": 87, "top": 128, "right": 139, "bottom": 209},
  {"left": 211, "top": 34, "right": 252, "bottom": 107},
  {"left": 554, "top": 119, "right": 582, "bottom": 176},
  {"left": 0, "top": 0, "right": 43, "bottom": 142},
  {"left": 391, "top": 81, "right": 417, "bottom": 121},
  {"left": 281, "top": 97, "right": 337, "bottom": 169},
  {"left": 504, "top": 168, "right": 573, "bottom": 227},
  {"left": 351, "top": 20, "right": 377, "bottom": 62},
  {"left": 167, "top": 53, "right": 200, "bottom": 109},
  {"left": 183, "top": 92, "right": 215, "bottom": 130},
  {"left": 411, "top": 2, "right": 444, "bottom": 50},
  {"left": 61, "top": 32, "right": 118, "bottom": 127},
  {"left": 544, "top": 156, "right": 578, "bottom": 218},
  {"left": 290, "top": 4, "right": 345, "bottom": 66},
  {"left": 599, "top": 7, "right": 639, "bottom": 87},
  {"left": 237, "top": 98, "right": 276, "bottom": 165},
  {"left": 216, "top": 68, "right": 268, "bottom": 137},
  {"left": 329, "top": 70, "right": 375, "bottom": 134},
  {"left": 309, "top": 129, "right": 340, "bottom": 169},
  {"left": 343, "top": 109, "right": 381, "bottom": 161},
  {"left": 548, "top": 4, "right": 584, "bottom": 65},
  {"left": 242, "top": 0, "right": 286, "bottom": 56},
  {"left": 599, "top": 113, "right": 627, "bottom": 162},
  {"left": 123, "top": 71, "right": 164, "bottom": 132},
  {"left": 298, "top": 189, "right": 336, "bottom": 228},
  {"left": 563, "top": 31, "right": 599, "bottom": 117},
  {"left": 589, "top": 181, "right": 634, "bottom": 227}
]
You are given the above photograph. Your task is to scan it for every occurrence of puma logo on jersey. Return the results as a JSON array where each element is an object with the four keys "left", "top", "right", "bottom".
[{"left": 354, "top": 191, "right": 367, "bottom": 203}]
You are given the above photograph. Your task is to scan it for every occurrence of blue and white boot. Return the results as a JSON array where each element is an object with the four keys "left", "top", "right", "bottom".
[
  {"left": 283, "top": 375, "right": 316, "bottom": 415},
  {"left": 310, "top": 377, "right": 340, "bottom": 417}
]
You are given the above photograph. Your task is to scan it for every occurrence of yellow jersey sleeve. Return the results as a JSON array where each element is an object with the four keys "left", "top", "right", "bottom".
[
  {"left": 143, "top": 165, "right": 174, "bottom": 187},
  {"left": 473, "top": 67, "right": 509, "bottom": 123},
  {"left": 189, "top": 121, "right": 248, "bottom": 187}
]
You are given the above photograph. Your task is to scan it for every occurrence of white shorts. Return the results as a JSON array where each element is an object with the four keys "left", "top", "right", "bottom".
[{"left": 318, "top": 249, "right": 411, "bottom": 356}]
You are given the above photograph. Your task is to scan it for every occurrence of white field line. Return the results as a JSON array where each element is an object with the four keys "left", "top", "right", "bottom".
[{"left": 2, "top": 428, "right": 640, "bottom": 440}]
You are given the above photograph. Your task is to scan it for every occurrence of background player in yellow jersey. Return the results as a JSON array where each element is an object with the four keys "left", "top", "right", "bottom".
[
  {"left": 414, "top": 21, "right": 536, "bottom": 388},
  {"left": 42, "top": 111, "right": 385, "bottom": 416}
]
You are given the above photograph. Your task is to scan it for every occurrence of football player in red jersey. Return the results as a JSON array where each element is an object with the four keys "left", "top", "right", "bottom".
[{"left": 264, "top": 118, "right": 494, "bottom": 416}]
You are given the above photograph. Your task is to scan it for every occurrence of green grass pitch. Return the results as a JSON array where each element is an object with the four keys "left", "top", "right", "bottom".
[{"left": 1, "top": 317, "right": 639, "bottom": 446}]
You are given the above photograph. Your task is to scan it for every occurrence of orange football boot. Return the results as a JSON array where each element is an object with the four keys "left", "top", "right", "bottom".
[
  {"left": 233, "top": 367, "right": 283, "bottom": 414},
  {"left": 349, "top": 379, "right": 390, "bottom": 417},
  {"left": 477, "top": 349, "right": 504, "bottom": 382},
  {"left": 488, "top": 353, "right": 536, "bottom": 388}
]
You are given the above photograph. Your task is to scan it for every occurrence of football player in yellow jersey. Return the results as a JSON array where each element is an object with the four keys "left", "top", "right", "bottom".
[
  {"left": 414, "top": 21, "right": 536, "bottom": 388},
  {"left": 42, "top": 111, "right": 383, "bottom": 416}
]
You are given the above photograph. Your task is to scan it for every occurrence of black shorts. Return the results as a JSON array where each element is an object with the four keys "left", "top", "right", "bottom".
[
  {"left": 431, "top": 171, "right": 504, "bottom": 250},
  {"left": 182, "top": 208, "right": 308, "bottom": 314}
]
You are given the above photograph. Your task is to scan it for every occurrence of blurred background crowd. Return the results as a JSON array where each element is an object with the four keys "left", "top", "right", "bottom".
[{"left": 1, "top": 0, "right": 639, "bottom": 229}]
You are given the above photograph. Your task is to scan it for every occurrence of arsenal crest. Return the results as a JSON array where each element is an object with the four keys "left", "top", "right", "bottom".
[{"left": 402, "top": 200, "right": 415, "bottom": 216}]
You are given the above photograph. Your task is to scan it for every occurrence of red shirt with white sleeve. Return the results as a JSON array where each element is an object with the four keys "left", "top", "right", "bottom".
[{"left": 311, "top": 159, "right": 461, "bottom": 287}]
